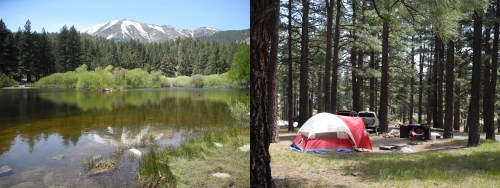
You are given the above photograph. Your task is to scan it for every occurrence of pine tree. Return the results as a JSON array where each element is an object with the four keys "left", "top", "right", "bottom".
[{"left": 18, "top": 20, "right": 35, "bottom": 82}]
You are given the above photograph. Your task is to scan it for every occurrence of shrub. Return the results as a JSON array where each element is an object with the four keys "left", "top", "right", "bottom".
[
  {"left": 169, "top": 76, "right": 191, "bottom": 87},
  {"left": 36, "top": 71, "right": 78, "bottom": 88},
  {"left": 0, "top": 72, "right": 19, "bottom": 87},
  {"left": 227, "top": 100, "right": 250, "bottom": 127},
  {"left": 149, "top": 71, "right": 162, "bottom": 88},
  {"left": 76, "top": 71, "right": 116, "bottom": 91},
  {"left": 191, "top": 74, "right": 204, "bottom": 88}
]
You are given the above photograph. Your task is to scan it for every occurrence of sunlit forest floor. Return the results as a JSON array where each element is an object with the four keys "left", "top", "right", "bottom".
[{"left": 271, "top": 128, "right": 500, "bottom": 187}]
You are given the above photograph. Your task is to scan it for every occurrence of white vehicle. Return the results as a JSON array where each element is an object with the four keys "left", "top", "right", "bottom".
[{"left": 357, "top": 111, "right": 379, "bottom": 133}]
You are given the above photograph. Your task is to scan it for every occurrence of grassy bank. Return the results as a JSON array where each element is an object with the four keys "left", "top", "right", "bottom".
[
  {"left": 35, "top": 64, "right": 242, "bottom": 90},
  {"left": 137, "top": 127, "right": 249, "bottom": 187},
  {"left": 272, "top": 137, "right": 500, "bottom": 187}
]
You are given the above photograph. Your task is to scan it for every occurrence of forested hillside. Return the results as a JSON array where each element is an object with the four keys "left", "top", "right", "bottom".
[{"left": 0, "top": 19, "right": 245, "bottom": 84}]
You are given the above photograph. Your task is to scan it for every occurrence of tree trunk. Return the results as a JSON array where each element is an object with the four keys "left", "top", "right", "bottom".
[
  {"left": 287, "top": 0, "right": 294, "bottom": 132},
  {"left": 379, "top": 19, "right": 389, "bottom": 133},
  {"left": 298, "top": 0, "right": 310, "bottom": 127},
  {"left": 250, "top": 0, "right": 276, "bottom": 186},
  {"left": 453, "top": 81, "right": 461, "bottom": 131},
  {"left": 483, "top": 26, "right": 491, "bottom": 134},
  {"left": 426, "top": 35, "right": 434, "bottom": 125},
  {"left": 317, "top": 73, "right": 323, "bottom": 112},
  {"left": 432, "top": 35, "right": 441, "bottom": 128},
  {"left": 444, "top": 40, "right": 454, "bottom": 138},
  {"left": 492, "top": 0, "right": 499, "bottom": 136},
  {"left": 350, "top": 0, "right": 359, "bottom": 112},
  {"left": 331, "top": 0, "right": 341, "bottom": 113},
  {"left": 369, "top": 51, "right": 376, "bottom": 112},
  {"left": 467, "top": 10, "right": 482, "bottom": 147},
  {"left": 410, "top": 36, "right": 415, "bottom": 124},
  {"left": 437, "top": 37, "right": 444, "bottom": 129},
  {"left": 323, "top": 0, "right": 333, "bottom": 112},
  {"left": 486, "top": 1, "right": 499, "bottom": 140},
  {"left": 418, "top": 40, "right": 424, "bottom": 123},
  {"left": 268, "top": 0, "right": 280, "bottom": 143}
]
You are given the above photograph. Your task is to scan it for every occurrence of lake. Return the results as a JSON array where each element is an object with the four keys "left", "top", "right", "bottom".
[{"left": 0, "top": 88, "right": 248, "bottom": 187}]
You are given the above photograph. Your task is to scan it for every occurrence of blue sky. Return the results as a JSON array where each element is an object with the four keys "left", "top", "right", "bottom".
[{"left": 0, "top": 0, "right": 249, "bottom": 33}]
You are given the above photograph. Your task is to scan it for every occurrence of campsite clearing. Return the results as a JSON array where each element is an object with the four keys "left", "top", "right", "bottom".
[{"left": 271, "top": 129, "right": 500, "bottom": 187}]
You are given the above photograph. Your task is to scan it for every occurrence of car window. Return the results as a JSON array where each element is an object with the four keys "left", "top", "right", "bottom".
[{"left": 358, "top": 113, "right": 375, "bottom": 117}]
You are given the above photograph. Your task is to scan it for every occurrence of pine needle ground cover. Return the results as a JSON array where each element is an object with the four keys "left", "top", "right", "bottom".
[{"left": 271, "top": 130, "right": 500, "bottom": 188}]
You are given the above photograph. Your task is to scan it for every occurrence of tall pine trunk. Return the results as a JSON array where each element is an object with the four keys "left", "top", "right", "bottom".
[
  {"left": 350, "top": 0, "right": 359, "bottom": 112},
  {"left": 467, "top": 10, "right": 483, "bottom": 147},
  {"left": 331, "top": 0, "right": 341, "bottom": 113},
  {"left": 486, "top": 1, "right": 499, "bottom": 140},
  {"left": 492, "top": 0, "right": 499, "bottom": 136},
  {"left": 379, "top": 19, "right": 389, "bottom": 133},
  {"left": 483, "top": 26, "right": 491, "bottom": 134},
  {"left": 444, "top": 40, "right": 454, "bottom": 138},
  {"left": 298, "top": 0, "right": 310, "bottom": 127},
  {"left": 323, "top": 0, "right": 333, "bottom": 112},
  {"left": 268, "top": 0, "right": 280, "bottom": 143},
  {"left": 418, "top": 40, "right": 424, "bottom": 123},
  {"left": 287, "top": 0, "right": 294, "bottom": 131},
  {"left": 369, "top": 52, "right": 376, "bottom": 112},
  {"left": 250, "top": 0, "right": 277, "bottom": 185},
  {"left": 410, "top": 36, "right": 415, "bottom": 124}
]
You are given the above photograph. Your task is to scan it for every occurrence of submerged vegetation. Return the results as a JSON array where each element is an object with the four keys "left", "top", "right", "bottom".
[
  {"left": 137, "top": 101, "right": 250, "bottom": 187},
  {"left": 36, "top": 64, "right": 241, "bottom": 90},
  {"left": 137, "top": 127, "right": 249, "bottom": 187}
]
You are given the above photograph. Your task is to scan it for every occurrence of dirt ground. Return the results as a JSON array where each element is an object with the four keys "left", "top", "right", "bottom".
[{"left": 270, "top": 129, "right": 467, "bottom": 187}]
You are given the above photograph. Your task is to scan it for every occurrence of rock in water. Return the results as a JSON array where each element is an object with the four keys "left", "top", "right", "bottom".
[
  {"left": 214, "top": 142, "right": 223, "bottom": 148},
  {"left": 52, "top": 154, "right": 64, "bottom": 160},
  {"left": 212, "top": 172, "right": 231, "bottom": 178},
  {"left": 239, "top": 144, "right": 250, "bottom": 152},
  {"left": 129, "top": 148, "right": 142, "bottom": 156},
  {"left": 0, "top": 165, "right": 13, "bottom": 177}
]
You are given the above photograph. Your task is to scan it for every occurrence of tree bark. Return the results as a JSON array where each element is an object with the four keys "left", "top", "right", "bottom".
[
  {"left": 432, "top": 35, "right": 441, "bottom": 128},
  {"left": 298, "top": 0, "right": 310, "bottom": 127},
  {"left": 492, "top": 0, "right": 499, "bottom": 136},
  {"left": 444, "top": 40, "right": 454, "bottom": 138},
  {"left": 467, "top": 10, "right": 482, "bottom": 147},
  {"left": 410, "top": 36, "right": 415, "bottom": 124},
  {"left": 379, "top": 19, "right": 389, "bottom": 133},
  {"left": 268, "top": 0, "right": 280, "bottom": 143},
  {"left": 483, "top": 26, "right": 491, "bottom": 134},
  {"left": 323, "top": 0, "right": 333, "bottom": 112},
  {"left": 418, "top": 39, "right": 424, "bottom": 123},
  {"left": 437, "top": 37, "right": 444, "bottom": 129},
  {"left": 369, "top": 51, "right": 376, "bottom": 112},
  {"left": 250, "top": 0, "right": 278, "bottom": 186},
  {"left": 331, "top": 0, "right": 341, "bottom": 113},
  {"left": 453, "top": 80, "right": 461, "bottom": 131},
  {"left": 486, "top": 1, "right": 499, "bottom": 140},
  {"left": 287, "top": 0, "right": 294, "bottom": 132},
  {"left": 350, "top": 0, "right": 361, "bottom": 112}
]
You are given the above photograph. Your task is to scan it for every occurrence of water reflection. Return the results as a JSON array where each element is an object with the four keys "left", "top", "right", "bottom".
[{"left": 0, "top": 88, "right": 248, "bottom": 187}]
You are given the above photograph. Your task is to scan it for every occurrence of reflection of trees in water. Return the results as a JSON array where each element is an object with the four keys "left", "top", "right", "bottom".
[{"left": 0, "top": 89, "right": 248, "bottom": 155}]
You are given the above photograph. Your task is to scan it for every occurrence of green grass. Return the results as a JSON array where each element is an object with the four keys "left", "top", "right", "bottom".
[
  {"left": 137, "top": 127, "right": 249, "bottom": 187},
  {"left": 272, "top": 138, "right": 500, "bottom": 187}
]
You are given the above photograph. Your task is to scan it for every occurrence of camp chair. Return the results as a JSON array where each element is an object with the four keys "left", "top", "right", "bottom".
[{"left": 409, "top": 128, "right": 424, "bottom": 145}]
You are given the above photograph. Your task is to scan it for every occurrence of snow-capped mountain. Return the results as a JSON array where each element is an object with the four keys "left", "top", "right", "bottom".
[{"left": 84, "top": 19, "right": 220, "bottom": 42}]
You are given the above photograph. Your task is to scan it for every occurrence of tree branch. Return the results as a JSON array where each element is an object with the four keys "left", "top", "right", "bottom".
[{"left": 372, "top": 0, "right": 390, "bottom": 21}]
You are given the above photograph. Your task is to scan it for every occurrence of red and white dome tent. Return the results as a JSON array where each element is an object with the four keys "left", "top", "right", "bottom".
[{"left": 290, "top": 113, "right": 372, "bottom": 153}]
